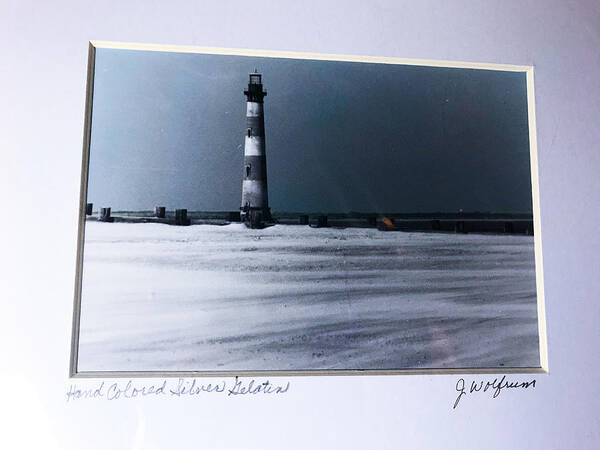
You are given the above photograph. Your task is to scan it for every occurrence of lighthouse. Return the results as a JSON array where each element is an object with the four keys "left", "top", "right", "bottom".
[{"left": 240, "top": 71, "right": 271, "bottom": 228}]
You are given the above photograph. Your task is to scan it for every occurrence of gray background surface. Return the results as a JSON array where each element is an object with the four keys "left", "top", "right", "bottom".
[{"left": 1, "top": 1, "right": 599, "bottom": 449}]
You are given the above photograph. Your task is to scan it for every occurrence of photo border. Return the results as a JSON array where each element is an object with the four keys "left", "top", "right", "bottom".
[{"left": 70, "top": 40, "right": 548, "bottom": 378}]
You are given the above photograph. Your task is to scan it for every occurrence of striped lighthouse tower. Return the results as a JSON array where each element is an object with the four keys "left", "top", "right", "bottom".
[{"left": 240, "top": 71, "right": 271, "bottom": 228}]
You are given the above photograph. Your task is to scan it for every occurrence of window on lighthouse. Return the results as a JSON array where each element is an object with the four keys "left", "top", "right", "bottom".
[
  {"left": 246, "top": 164, "right": 251, "bottom": 177},
  {"left": 247, "top": 128, "right": 251, "bottom": 137}
]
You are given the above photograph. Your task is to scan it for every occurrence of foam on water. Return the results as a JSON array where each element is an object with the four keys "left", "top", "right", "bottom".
[{"left": 77, "top": 222, "right": 540, "bottom": 371}]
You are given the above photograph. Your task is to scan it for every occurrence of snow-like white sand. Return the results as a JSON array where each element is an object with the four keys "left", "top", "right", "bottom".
[{"left": 77, "top": 222, "right": 540, "bottom": 371}]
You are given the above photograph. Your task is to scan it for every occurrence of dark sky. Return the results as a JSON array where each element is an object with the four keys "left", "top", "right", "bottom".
[{"left": 87, "top": 48, "right": 532, "bottom": 213}]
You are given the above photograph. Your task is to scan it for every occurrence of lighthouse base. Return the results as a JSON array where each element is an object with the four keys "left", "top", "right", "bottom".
[{"left": 240, "top": 207, "right": 272, "bottom": 229}]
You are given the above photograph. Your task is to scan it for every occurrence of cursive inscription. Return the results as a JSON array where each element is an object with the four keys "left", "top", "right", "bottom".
[
  {"left": 169, "top": 378, "right": 226, "bottom": 396},
  {"left": 227, "top": 376, "right": 290, "bottom": 396},
  {"left": 453, "top": 375, "right": 536, "bottom": 409},
  {"left": 107, "top": 380, "right": 167, "bottom": 400},
  {"left": 66, "top": 377, "right": 290, "bottom": 402}
]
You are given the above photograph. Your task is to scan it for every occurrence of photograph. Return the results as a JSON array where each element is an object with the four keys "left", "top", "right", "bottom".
[{"left": 72, "top": 43, "right": 544, "bottom": 374}]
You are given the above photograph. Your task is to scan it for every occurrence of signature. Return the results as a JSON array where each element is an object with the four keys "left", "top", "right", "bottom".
[{"left": 453, "top": 375, "right": 536, "bottom": 409}]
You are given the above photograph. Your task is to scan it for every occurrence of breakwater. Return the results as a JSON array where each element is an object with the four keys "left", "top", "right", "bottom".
[{"left": 84, "top": 205, "right": 533, "bottom": 235}]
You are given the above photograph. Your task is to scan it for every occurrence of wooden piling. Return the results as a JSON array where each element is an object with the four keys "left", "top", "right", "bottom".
[
  {"left": 316, "top": 215, "right": 328, "bottom": 228},
  {"left": 85, "top": 203, "right": 93, "bottom": 215},
  {"left": 175, "top": 209, "right": 190, "bottom": 225},
  {"left": 155, "top": 206, "right": 166, "bottom": 218},
  {"left": 98, "top": 207, "right": 113, "bottom": 222},
  {"left": 299, "top": 215, "right": 309, "bottom": 225}
]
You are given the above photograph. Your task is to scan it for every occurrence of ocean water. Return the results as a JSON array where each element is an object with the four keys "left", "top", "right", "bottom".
[{"left": 77, "top": 222, "right": 540, "bottom": 372}]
